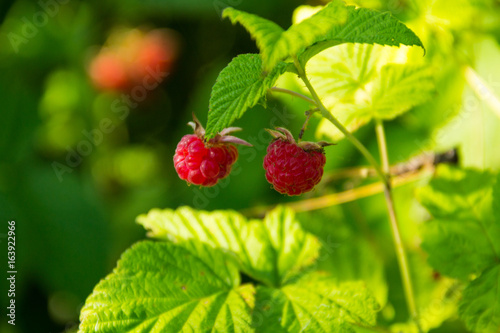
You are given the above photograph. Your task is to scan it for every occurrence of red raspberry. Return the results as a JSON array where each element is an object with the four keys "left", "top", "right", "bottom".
[
  {"left": 174, "top": 115, "right": 251, "bottom": 187},
  {"left": 263, "top": 127, "right": 330, "bottom": 196}
]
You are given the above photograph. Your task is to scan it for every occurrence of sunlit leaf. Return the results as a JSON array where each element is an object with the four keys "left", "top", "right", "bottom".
[
  {"left": 137, "top": 206, "right": 320, "bottom": 287},
  {"left": 297, "top": 4, "right": 425, "bottom": 65},
  {"left": 223, "top": 2, "right": 348, "bottom": 72},
  {"left": 78, "top": 241, "right": 254, "bottom": 333},
  {"left": 306, "top": 43, "right": 434, "bottom": 140},
  {"left": 371, "top": 64, "right": 435, "bottom": 119},
  {"left": 252, "top": 273, "right": 378, "bottom": 333}
]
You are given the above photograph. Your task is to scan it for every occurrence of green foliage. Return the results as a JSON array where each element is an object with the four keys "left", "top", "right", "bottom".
[
  {"left": 370, "top": 64, "right": 435, "bottom": 119},
  {"left": 137, "top": 206, "right": 321, "bottom": 287},
  {"left": 222, "top": 2, "right": 348, "bottom": 73},
  {"left": 297, "top": 4, "right": 424, "bottom": 66},
  {"left": 206, "top": 54, "right": 286, "bottom": 138},
  {"left": 459, "top": 265, "right": 500, "bottom": 333},
  {"left": 323, "top": 236, "right": 388, "bottom": 307},
  {"left": 307, "top": 43, "right": 435, "bottom": 140},
  {"left": 80, "top": 207, "right": 379, "bottom": 332},
  {"left": 418, "top": 165, "right": 500, "bottom": 332},
  {"left": 213, "top": 3, "right": 428, "bottom": 141},
  {"left": 78, "top": 240, "right": 254, "bottom": 332},
  {"left": 7, "top": 0, "right": 500, "bottom": 331},
  {"left": 253, "top": 275, "right": 378, "bottom": 333},
  {"left": 418, "top": 166, "right": 500, "bottom": 280},
  {"left": 223, "top": 2, "right": 423, "bottom": 73}
]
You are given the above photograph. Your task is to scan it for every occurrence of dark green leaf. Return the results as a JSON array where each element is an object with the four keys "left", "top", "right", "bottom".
[
  {"left": 418, "top": 166, "right": 500, "bottom": 280},
  {"left": 459, "top": 264, "right": 500, "bottom": 333},
  {"left": 206, "top": 54, "right": 286, "bottom": 138}
]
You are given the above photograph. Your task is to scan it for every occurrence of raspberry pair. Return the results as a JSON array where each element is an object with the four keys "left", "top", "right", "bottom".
[{"left": 174, "top": 121, "right": 329, "bottom": 196}]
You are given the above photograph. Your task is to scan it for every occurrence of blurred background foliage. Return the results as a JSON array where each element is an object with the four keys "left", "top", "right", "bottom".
[{"left": 0, "top": 0, "right": 499, "bottom": 332}]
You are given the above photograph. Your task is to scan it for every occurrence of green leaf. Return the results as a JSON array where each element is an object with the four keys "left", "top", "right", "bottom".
[
  {"left": 206, "top": 54, "right": 286, "bottom": 138},
  {"left": 252, "top": 274, "right": 378, "bottom": 333},
  {"left": 320, "top": 236, "right": 388, "bottom": 307},
  {"left": 217, "top": 3, "right": 426, "bottom": 138},
  {"left": 459, "top": 264, "right": 500, "bottom": 333},
  {"left": 371, "top": 64, "right": 435, "bottom": 119},
  {"left": 306, "top": 43, "right": 434, "bottom": 140},
  {"left": 297, "top": 4, "right": 425, "bottom": 65},
  {"left": 82, "top": 208, "right": 380, "bottom": 332},
  {"left": 417, "top": 166, "right": 500, "bottom": 280},
  {"left": 137, "top": 206, "right": 320, "bottom": 287},
  {"left": 78, "top": 241, "right": 255, "bottom": 333},
  {"left": 223, "top": 2, "right": 348, "bottom": 73}
]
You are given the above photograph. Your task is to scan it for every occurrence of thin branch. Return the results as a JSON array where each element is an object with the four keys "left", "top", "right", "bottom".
[
  {"left": 289, "top": 56, "right": 422, "bottom": 330},
  {"left": 242, "top": 166, "right": 431, "bottom": 217},
  {"left": 298, "top": 109, "right": 317, "bottom": 141},
  {"left": 269, "top": 87, "right": 317, "bottom": 105},
  {"left": 321, "top": 149, "right": 457, "bottom": 183},
  {"left": 375, "top": 119, "right": 422, "bottom": 333},
  {"left": 291, "top": 56, "right": 389, "bottom": 188}
]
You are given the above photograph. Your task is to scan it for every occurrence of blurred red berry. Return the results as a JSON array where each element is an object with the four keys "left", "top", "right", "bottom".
[
  {"left": 88, "top": 52, "right": 128, "bottom": 90},
  {"left": 133, "top": 30, "right": 178, "bottom": 81},
  {"left": 88, "top": 28, "right": 179, "bottom": 92}
]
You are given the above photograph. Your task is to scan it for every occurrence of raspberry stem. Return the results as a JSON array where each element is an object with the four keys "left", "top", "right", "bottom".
[
  {"left": 270, "top": 87, "right": 317, "bottom": 105},
  {"left": 293, "top": 56, "right": 422, "bottom": 332},
  {"left": 298, "top": 109, "right": 316, "bottom": 141},
  {"left": 376, "top": 119, "right": 422, "bottom": 333},
  {"left": 291, "top": 57, "right": 388, "bottom": 186}
]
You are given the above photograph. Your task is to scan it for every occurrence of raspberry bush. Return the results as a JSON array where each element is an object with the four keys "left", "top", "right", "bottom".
[{"left": 76, "top": 1, "right": 500, "bottom": 333}]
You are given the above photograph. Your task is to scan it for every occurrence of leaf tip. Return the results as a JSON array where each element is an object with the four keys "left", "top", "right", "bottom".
[{"left": 221, "top": 7, "right": 236, "bottom": 21}]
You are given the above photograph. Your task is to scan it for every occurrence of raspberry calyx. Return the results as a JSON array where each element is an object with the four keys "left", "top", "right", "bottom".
[
  {"left": 263, "top": 127, "right": 331, "bottom": 196},
  {"left": 174, "top": 115, "right": 252, "bottom": 187}
]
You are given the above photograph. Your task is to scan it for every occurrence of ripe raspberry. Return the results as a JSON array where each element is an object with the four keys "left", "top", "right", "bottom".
[
  {"left": 263, "top": 127, "right": 330, "bottom": 196},
  {"left": 174, "top": 115, "right": 251, "bottom": 187}
]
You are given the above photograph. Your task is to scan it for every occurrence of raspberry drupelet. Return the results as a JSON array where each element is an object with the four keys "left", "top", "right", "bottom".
[
  {"left": 174, "top": 116, "right": 250, "bottom": 187},
  {"left": 263, "top": 127, "right": 331, "bottom": 196}
]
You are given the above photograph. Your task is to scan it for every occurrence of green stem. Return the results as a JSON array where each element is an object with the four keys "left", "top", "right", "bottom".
[
  {"left": 291, "top": 57, "right": 388, "bottom": 187},
  {"left": 292, "top": 55, "right": 421, "bottom": 332},
  {"left": 270, "top": 87, "right": 317, "bottom": 105},
  {"left": 298, "top": 109, "right": 317, "bottom": 141},
  {"left": 375, "top": 119, "right": 422, "bottom": 333}
]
